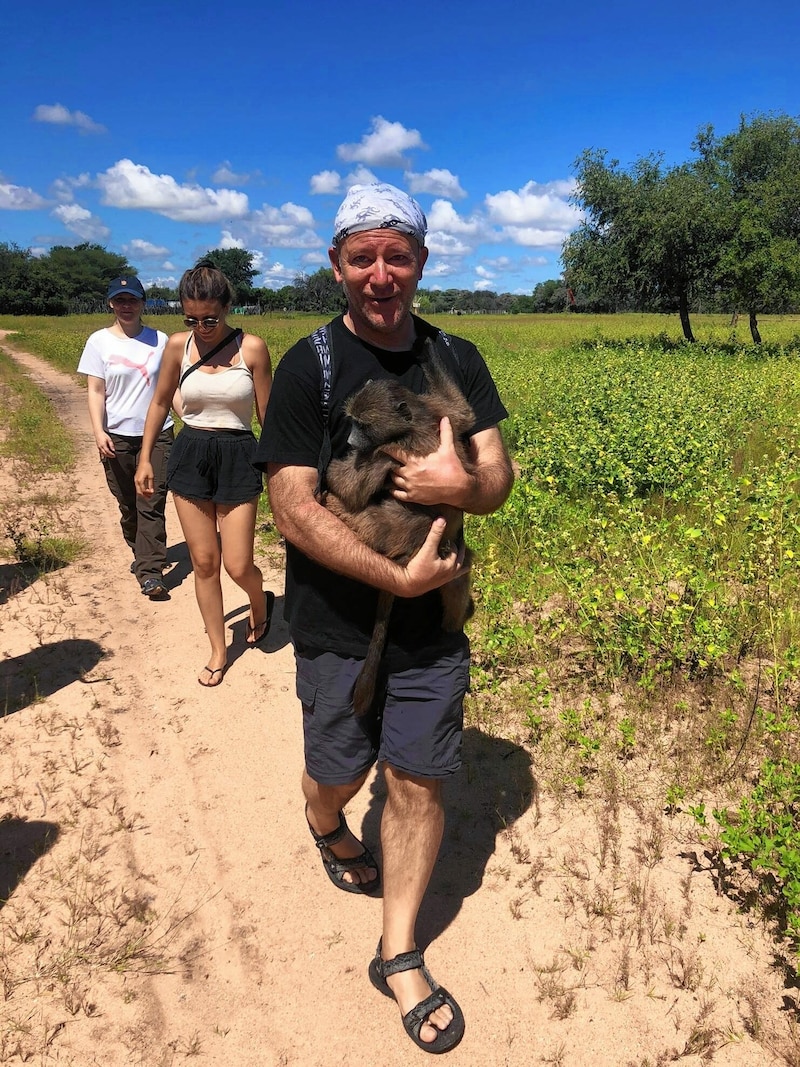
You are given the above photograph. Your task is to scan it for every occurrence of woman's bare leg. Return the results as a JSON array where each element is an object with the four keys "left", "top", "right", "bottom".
[
  {"left": 217, "top": 499, "right": 267, "bottom": 641},
  {"left": 173, "top": 495, "right": 227, "bottom": 683}
]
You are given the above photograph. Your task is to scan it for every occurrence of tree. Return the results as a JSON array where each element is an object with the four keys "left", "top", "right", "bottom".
[
  {"left": 696, "top": 113, "right": 800, "bottom": 342},
  {"left": 0, "top": 242, "right": 132, "bottom": 314},
  {"left": 292, "top": 268, "right": 346, "bottom": 313},
  {"left": 0, "top": 243, "right": 68, "bottom": 314},
  {"left": 45, "top": 244, "right": 133, "bottom": 308},
  {"left": 562, "top": 151, "right": 722, "bottom": 340},
  {"left": 198, "top": 248, "right": 258, "bottom": 304}
]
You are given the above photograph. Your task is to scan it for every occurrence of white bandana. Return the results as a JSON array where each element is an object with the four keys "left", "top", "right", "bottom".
[{"left": 332, "top": 183, "right": 427, "bottom": 247}]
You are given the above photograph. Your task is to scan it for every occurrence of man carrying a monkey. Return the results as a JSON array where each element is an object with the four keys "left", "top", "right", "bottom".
[{"left": 256, "top": 182, "right": 513, "bottom": 1053}]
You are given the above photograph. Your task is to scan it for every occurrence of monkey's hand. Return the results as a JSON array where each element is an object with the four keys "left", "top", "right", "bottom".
[
  {"left": 398, "top": 516, "right": 470, "bottom": 597},
  {"left": 387, "top": 417, "right": 474, "bottom": 507}
]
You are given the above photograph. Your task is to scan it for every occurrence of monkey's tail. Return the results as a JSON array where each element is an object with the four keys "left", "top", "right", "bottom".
[{"left": 352, "top": 591, "right": 393, "bottom": 716}]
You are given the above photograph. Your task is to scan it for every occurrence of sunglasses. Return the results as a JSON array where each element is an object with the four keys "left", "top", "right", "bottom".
[{"left": 183, "top": 316, "right": 220, "bottom": 329}]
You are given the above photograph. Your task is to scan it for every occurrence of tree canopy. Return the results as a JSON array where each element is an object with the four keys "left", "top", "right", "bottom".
[
  {"left": 563, "top": 112, "right": 800, "bottom": 341},
  {"left": 0, "top": 243, "right": 134, "bottom": 315}
]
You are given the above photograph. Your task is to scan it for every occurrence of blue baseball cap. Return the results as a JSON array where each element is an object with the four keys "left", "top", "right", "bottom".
[{"left": 107, "top": 276, "right": 145, "bottom": 300}]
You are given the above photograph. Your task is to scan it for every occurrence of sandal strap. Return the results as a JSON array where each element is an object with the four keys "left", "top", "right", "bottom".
[
  {"left": 307, "top": 807, "right": 348, "bottom": 849},
  {"left": 380, "top": 948, "right": 428, "bottom": 978},
  {"left": 323, "top": 847, "right": 374, "bottom": 873},
  {"left": 404, "top": 989, "right": 448, "bottom": 1031}
]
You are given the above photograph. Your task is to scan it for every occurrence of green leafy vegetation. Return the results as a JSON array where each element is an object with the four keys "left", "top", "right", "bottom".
[{"left": 8, "top": 310, "right": 800, "bottom": 958}]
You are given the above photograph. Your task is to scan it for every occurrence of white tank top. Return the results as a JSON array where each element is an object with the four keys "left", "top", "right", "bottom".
[{"left": 180, "top": 333, "right": 255, "bottom": 431}]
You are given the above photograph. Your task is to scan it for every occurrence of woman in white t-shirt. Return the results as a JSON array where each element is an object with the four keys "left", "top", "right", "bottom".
[
  {"left": 77, "top": 276, "right": 176, "bottom": 598},
  {"left": 135, "top": 262, "right": 273, "bottom": 687}
]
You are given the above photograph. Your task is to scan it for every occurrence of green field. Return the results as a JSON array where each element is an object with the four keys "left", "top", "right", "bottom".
[{"left": 5, "top": 310, "right": 800, "bottom": 948}]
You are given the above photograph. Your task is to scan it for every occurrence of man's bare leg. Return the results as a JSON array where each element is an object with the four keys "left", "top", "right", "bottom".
[
  {"left": 380, "top": 765, "right": 454, "bottom": 1044},
  {"left": 302, "top": 769, "right": 378, "bottom": 888}
]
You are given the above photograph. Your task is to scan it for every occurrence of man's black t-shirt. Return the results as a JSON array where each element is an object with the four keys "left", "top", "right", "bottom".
[{"left": 255, "top": 315, "right": 508, "bottom": 666}]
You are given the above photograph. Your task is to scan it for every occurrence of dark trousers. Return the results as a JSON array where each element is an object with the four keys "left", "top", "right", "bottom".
[{"left": 102, "top": 428, "right": 173, "bottom": 583}]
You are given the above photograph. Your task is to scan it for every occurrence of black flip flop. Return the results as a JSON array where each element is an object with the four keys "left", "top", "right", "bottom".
[{"left": 247, "top": 590, "right": 275, "bottom": 646}]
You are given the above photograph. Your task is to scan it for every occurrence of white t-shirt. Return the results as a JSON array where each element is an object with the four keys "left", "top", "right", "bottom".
[{"left": 77, "top": 326, "right": 172, "bottom": 436}]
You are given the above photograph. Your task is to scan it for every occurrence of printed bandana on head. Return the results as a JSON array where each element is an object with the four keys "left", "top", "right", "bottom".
[{"left": 332, "top": 183, "right": 427, "bottom": 247}]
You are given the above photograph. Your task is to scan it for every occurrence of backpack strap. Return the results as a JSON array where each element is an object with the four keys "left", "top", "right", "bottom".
[
  {"left": 307, "top": 321, "right": 463, "bottom": 497},
  {"left": 307, "top": 324, "right": 333, "bottom": 497}
]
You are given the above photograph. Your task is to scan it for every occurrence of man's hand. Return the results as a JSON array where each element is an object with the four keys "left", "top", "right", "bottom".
[
  {"left": 385, "top": 416, "right": 473, "bottom": 506},
  {"left": 397, "top": 516, "right": 470, "bottom": 597}
]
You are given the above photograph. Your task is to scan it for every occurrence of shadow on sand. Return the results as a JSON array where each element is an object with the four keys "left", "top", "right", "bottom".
[
  {"left": 361, "top": 725, "right": 536, "bottom": 947},
  {"left": 0, "top": 818, "right": 60, "bottom": 910},
  {"left": 1, "top": 639, "right": 106, "bottom": 716}
]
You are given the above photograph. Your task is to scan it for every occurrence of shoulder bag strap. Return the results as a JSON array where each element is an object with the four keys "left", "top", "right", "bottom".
[{"left": 179, "top": 328, "right": 243, "bottom": 388}]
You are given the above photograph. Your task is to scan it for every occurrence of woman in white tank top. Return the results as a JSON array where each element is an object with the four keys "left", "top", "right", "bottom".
[{"left": 136, "top": 262, "right": 274, "bottom": 687}]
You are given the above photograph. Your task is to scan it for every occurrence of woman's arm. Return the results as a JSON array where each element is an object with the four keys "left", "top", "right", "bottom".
[
  {"left": 243, "top": 334, "right": 273, "bottom": 427},
  {"left": 85, "top": 376, "right": 116, "bottom": 458},
  {"left": 134, "top": 334, "right": 184, "bottom": 496}
]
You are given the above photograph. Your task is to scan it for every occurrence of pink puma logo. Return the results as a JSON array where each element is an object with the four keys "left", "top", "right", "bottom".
[{"left": 107, "top": 350, "right": 154, "bottom": 386}]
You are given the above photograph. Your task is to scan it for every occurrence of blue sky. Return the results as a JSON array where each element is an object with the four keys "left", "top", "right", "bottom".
[{"left": 2, "top": 0, "right": 798, "bottom": 294}]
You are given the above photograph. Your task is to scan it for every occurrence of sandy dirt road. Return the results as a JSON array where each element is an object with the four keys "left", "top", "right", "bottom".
[{"left": 0, "top": 333, "right": 795, "bottom": 1066}]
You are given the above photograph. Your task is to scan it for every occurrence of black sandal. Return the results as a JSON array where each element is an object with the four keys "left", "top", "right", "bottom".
[
  {"left": 306, "top": 807, "right": 380, "bottom": 895},
  {"left": 368, "top": 939, "right": 465, "bottom": 1054}
]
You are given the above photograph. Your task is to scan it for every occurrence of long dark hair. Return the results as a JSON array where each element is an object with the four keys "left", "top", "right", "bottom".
[{"left": 179, "top": 260, "right": 235, "bottom": 306}]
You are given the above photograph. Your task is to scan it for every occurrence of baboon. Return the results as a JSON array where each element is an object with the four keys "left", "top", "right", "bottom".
[{"left": 322, "top": 338, "right": 476, "bottom": 715}]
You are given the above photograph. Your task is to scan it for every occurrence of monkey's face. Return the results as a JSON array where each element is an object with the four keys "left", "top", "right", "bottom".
[{"left": 345, "top": 379, "right": 421, "bottom": 453}]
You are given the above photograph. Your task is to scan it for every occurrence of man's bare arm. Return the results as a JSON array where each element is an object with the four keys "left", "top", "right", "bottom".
[{"left": 266, "top": 463, "right": 469, "bottom": 597}]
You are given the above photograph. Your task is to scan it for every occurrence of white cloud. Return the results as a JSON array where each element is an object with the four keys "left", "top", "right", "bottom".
[
  {"left": 143, "top": 275, "right": 180, "bottom": 289},
  {"left": 50, "top": 174, "right": 91, "bottom": 203},
  {"left": 162, "top": 261, "right": 176, "bottom": 271},
  {"left": 97, "top": 159, "right": 249, "bottom": 223},
  {"left": 424, "top": 260, "right": 458, "bottom": 278},
  {"left": 301, "top": 251, "right": 328, "bottom": 266},
  {"left": 482, "top": 256, "right": 514, "bottom": 271},
  {"left": 475, "top": 265, "right": 495, "bottom": 279},
  {"left": 425, "top": 232, "right": 472, "bottom": 257},
  {"left": 259, "top": 261, "right": 297, "bottom": 288},
  {"left": 484, "top": 180, "right": 580, "bottom": 247},
  {"left": 212, "top": 161, "right": 255, "bottom": 185},
  {"left": 474, "top": 278, "right": 495, "bottom": 291},
  {"left": 337, "top": 117, "right": 426, "bottom": 168},
  {"left": 0, "top": 182, "right": 48, "bottom": 210},
  {"left": 407, "top": 169, "right": 466, "bottom": 200},
  {"left": 249, "top": 201, "right": 322, "bottom": 248},
  {"left": 427, "top": 199, "right": 482, "bottom": 236},
  {"left": 52, "top": 203, "right": 110, "bottom": 241},
  {"left": 310, "top": 170, "right": 342, "bottom": 195},
  {"left": 124, "top": 238, "right": 170, "bottom": 259},
  {"left": 505, "top": 227, "right": 573, "bottom": 247},
  {"left": 30, "top": 247, "right": 47, "bottom": 258},
  {"left": 33, "top": 103, "right": 106, "bottom": 135},
  {"left": 344, "top": 166, "right": 379, "bottom": 189},
  {"left": 220, "top": 230, "right": 246, "bottom": 249}
]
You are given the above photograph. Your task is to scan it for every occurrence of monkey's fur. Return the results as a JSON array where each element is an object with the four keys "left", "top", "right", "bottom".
[{"left": 322, "top": 338, "right": 475, "bottom": 716}]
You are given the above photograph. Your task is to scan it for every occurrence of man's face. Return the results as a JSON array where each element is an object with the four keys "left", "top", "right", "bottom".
[{"left": 329, "top": 230, "right": 428, "bottom": 348}]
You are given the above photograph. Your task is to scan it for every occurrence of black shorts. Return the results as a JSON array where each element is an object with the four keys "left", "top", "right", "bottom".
[
  {"left": 167, "top": 425, "right": 262, "bottom": 505},
  {"left": 294, "top": 634, "right": 470, "bottom": 784}
]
